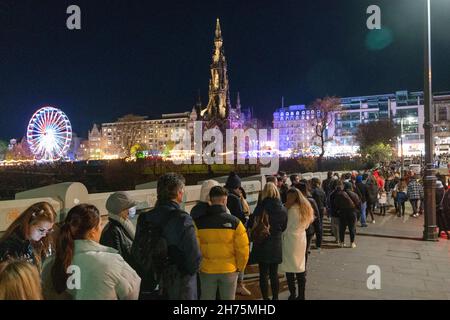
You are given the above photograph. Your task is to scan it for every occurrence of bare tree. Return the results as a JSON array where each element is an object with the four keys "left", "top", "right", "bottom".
[
  {"left": 115, "top": 114, "right": 147, "bottom": 158},
  {"left": 310, "top": 96, "right": 342, "bottom": 171}
]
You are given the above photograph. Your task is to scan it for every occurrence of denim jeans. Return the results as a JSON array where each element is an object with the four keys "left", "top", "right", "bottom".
[{"left": 360, "top": 202, "right": 367, "bottom": 226}]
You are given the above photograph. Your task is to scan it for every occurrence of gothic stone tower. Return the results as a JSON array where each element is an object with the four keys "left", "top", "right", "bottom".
[{"left": 200, "top": 19, "right": 232, "bottom": 131}]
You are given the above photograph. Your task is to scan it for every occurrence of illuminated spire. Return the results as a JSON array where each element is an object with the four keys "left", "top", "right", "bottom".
[
  {"left": 236, "top": 92, "right": 241, "bottom": 111},
  {"left": 215, "top": 18, "right": 222, "bottom": 40},
  {"left": 201, "top": 18, "right": 231, "bottom": 124}
]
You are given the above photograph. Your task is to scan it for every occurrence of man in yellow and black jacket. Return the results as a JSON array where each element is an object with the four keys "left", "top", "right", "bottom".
[{"left": 194, "top": 186, "right": 249, "bottom": 300}]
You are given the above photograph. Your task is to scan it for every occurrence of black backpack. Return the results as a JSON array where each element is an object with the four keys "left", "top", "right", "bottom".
[{"left": 131, "top": 209, "right": 181, "bottom": 296}]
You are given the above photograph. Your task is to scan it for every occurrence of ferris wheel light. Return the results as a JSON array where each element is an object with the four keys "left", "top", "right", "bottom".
[{"left": 27, "top": 106, "right": 72, "bottom": 161}]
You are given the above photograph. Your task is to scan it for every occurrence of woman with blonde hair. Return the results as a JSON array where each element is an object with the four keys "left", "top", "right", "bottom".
[
  {"left": 279, "top": 188, "right": 315, "bottom": 300},
  {"left": 0, "top": 202, "right": 57, "bottom": 271},
  {"left": 248, "top": 182, "right": 287, "bottom": 300},
  {"left": 0, "top": 259, "right": 43, "bottom": 300}
]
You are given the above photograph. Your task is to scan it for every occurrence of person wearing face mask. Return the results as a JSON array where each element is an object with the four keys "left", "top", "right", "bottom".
[
  {"left": 0, "top": 202, "right": 57, "bottom": 272},
  {"left": 100, "top": 191, "right": 138, "bottom": 267}
]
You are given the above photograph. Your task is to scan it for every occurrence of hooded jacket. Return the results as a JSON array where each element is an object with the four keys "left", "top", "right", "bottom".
[{"left": 194, "top": 205, "right": 249, "bottom": 274}]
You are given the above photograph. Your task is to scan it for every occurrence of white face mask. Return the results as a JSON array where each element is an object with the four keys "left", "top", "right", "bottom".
[{"left": 128, "top": 206, "right": 137, "bottom": 219}]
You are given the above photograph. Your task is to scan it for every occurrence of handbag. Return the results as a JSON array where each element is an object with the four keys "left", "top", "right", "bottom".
[{"left": 250, "top": 209, "right": 271, "bottom": 244}]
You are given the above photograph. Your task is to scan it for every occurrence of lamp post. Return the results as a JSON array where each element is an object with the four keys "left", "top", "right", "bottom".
[{"left": 423, "top": 0, "right": 438, "bottom": 241}]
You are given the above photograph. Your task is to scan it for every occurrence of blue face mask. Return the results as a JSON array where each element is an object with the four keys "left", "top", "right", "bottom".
[{"left": 128, "top": 206, "right": 137, "bottom": 219}]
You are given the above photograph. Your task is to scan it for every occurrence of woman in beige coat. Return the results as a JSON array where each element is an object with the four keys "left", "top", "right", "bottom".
[{"left": 279, "top": 188, "right": 314, "bottom": 300}]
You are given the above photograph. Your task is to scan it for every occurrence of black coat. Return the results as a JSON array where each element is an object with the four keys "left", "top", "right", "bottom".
[
  {"left": 100, "top": 218, "right": 134, "bottom": 266},
  {"left": 356, "top": 182, "right": 369, "bottom": 203},
  {"left": 331, "top": 190, "right": 360, "bottom": 217},
  {"left": 225, "top": 189, "right": 246, "bottom": 224},
  {"left": 279, "top": 184, "right": 289, "bottom": 204},
  {"left": 248, "top": 198, "right": 287, "bottom": 264},
  {"left": 0, "top": 232, "right": 36, "bottom": 265},
  {"left": 366, "top": 182, "right": 379, "bottom": 204},
  {"left": 311, "top": 187, "right": 326, "bottom": 214}
]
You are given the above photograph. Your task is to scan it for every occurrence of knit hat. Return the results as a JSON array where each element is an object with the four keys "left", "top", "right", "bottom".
[
  {"left": 199, "top": 180, "right": 220, "bottom": 202},
  {"left": 106, "top": 191, "right": 138, "bottom": 215},
  {"left": 225, "top": 172, "right": 241, "bottom": 190},
  {"left": 356, "top": 175, "right": 363, "bottom": 183},
  {"left": 436, "top": 180, "right": 444, "bottom": 189}
]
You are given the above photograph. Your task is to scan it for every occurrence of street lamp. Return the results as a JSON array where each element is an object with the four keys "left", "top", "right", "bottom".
[{"left": 423, "top": 0, "right": 438, "bottom": 241}]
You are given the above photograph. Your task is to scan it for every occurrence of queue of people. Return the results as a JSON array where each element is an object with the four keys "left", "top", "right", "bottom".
[{"left": 1, "top": 169, "right": 449, "bottom": 301}]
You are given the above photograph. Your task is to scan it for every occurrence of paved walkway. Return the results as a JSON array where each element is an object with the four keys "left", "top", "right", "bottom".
[{"left": 239, "top": 202, "right": 450, "bottom": 300}]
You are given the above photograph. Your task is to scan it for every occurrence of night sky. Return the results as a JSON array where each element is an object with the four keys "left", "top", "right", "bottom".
[{"left": 0, "top": 0, "right": 449, "bottom": 140}]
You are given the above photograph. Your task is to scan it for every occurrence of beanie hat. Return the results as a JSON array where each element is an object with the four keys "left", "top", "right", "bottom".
[
  {"left": 106, "top": 191, "right": 138, "bottom": 215},
  {"left": 356, "top": 175, "right": 363, "bottom": 183},
  {"left": 225, "top": 172, "right": 241, "bottom": 190},
  {"left": 436, "top": 180, "right": 444, "bottom": 189},
  {"left": 199, "top": 180, "right": 220, "bottom": 202}
]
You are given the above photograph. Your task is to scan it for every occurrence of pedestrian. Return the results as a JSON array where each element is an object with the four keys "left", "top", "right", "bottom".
[
  {"left": 248, "top": 182, "right": 288, "bottom": 300},
  {"left": 0, "top": 202, "right": 57, "bottom": 271},
  {"left": 366, "top": 175, "right": 378, "bottom": 224},
  {"left": 441, "top": 185, "right": 450, "bottom": 239},
  {"left": 224, "top": 172, "right": 251, "bottom": 296},
  {"left": 42, "top": 204, "right": 141, "bottom": 300},
  {"left": 328, "top": 179, "right": 341, "bottom": 243},
  {"left": 436, "top": 180, "right": 449, "bottom": 239},
  {"left": 279, "top": 188, "right": 315, "bottom": 300},
  {"left": 224, "top": 172, "right": 247, "bottom": 224},
  {"left": 0, "top": 259, "right": 43, "bottom": 300},
  {"left": 132, "top": 173, "right": 201, "bottom": 300},
  {"left": 297, "top": 181, "right": 322, "bottom": 253},
  {"left": 290, "top": 174, "right": 300, "bottom": 186},
  {"left": 395, "top": 180, "right": 408, "bottom": 217},
  {"left": 190, "top": 180, "right": 221, "bottom": 220},
  {"left": 355, "top": 175, "right": 369, "bottom": 227},
  {"left": 277, "top": 174, "right": 289, "bottom": 204},
  {"left": 195, "top": 186, "right": 249, "bottom": 300},
  {"left": 239, "top": 186, "right": 251, "bottom": 221},
  {"left": 322, "top": 171, "right": 334, "bottom": 200},
  {"left": 100, "top": 191, "right": 138, "bottom": 266},
  {"left": 311, "top": 178, "right": 326, "bottom": 250},
  {"left": 332, "top": 181, "right": 360, "bottom": 248},
  {"left": 378, "top": 189, "right": 387, "bottom": 216},
  {"left": 407, "top": 176, "right": 423, "bottom": 218}
]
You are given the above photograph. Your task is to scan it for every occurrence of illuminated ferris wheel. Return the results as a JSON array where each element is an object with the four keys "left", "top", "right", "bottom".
[{"left": 27, "top": 106, "right": 72, "bottom": 161}]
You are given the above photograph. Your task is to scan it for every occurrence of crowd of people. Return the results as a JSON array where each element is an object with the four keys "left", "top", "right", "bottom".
[{"left": 1, "top": 168, "right": 450, "bottom": 301}]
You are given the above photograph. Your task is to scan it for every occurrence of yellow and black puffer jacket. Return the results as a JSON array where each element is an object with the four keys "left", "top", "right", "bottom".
[{"left": 194, "top": 205, "right": 249, "bottom": 274}]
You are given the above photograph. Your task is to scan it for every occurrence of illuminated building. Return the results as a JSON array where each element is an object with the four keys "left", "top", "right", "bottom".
[
  {"left": 275, "top": 90, "right": 450, "bottom": 157},
  {"left": 273, "top": 105, "right": 322, "bottom": 156}
]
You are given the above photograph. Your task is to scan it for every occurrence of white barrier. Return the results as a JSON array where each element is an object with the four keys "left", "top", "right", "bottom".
[{"left": 0, "top": 180, "right": 262, "bottom": 232}]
